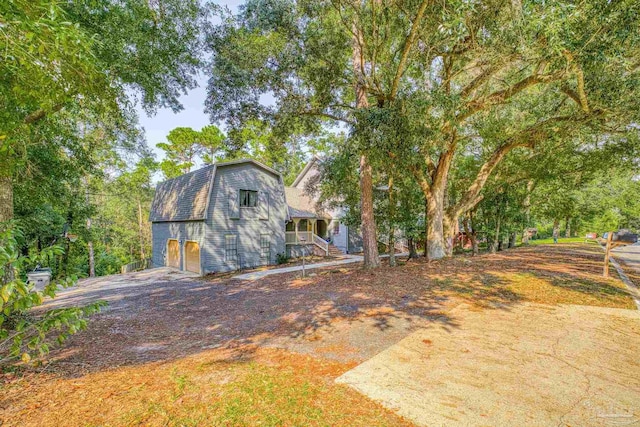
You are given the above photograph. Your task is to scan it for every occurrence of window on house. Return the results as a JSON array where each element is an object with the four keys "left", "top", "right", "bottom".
[
  {"left": 225, "top": 235, "right": 238, "bottom": 262},
  {"left": 260, "top": 234, "right": 270, "bottom": 260},
  {"left": 333, "top": 222, "right": 340, "bottom": 235},
  {"left": 239, "top": 190, "right": 258, "bottom": 208}
]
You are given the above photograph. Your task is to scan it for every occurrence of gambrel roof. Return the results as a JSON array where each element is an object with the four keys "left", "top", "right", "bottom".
[{"left": 149, "top": 159, "right": 281, "bottom": 223}]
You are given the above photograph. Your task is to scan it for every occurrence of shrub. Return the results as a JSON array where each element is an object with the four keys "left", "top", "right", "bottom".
[
  {"left": 0, "top": 222, "right": 106, "bottom": 365},
  {"left": 276, "top": 252, "right": 289, "bottom": 265}
]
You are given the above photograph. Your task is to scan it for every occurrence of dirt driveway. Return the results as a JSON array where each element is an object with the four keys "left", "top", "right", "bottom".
[{"left": 2, "top": 243, "right": 639, "bottom": 425}]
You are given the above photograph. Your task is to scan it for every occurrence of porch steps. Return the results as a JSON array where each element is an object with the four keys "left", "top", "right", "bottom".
[{"left": 328, "top": 244, "right": 345, "bottom": 257}]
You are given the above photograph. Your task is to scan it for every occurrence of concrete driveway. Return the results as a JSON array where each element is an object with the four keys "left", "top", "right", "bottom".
[
  {"left": 337, "top": 303, "right": 640, "bottom": 426},
  {"left": 613, "top": 242, "right": 640, "bottom": 274}
]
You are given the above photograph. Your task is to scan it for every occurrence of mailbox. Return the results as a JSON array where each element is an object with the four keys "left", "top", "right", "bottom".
[{"left": 27, "top": 267, "right": 52, "bottom": 291}]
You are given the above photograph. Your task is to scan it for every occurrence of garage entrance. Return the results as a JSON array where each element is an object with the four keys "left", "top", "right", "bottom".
[
  {"left": 167, "top": 239, "right": 180, "bottom": 269},
  {"left": 184, "top": 241, "right": 200, "bottom": 274}
]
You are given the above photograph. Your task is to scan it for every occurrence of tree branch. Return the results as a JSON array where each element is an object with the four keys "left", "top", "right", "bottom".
[
  {"left": 452, "top": 140, "right": 529, "bottom": 217},
  {"left": 389, "top": 0, "right": 430, "bottom": 100},
  {"left": 298, "top": 110, "right": 354, "bottom": 125},
  {"left": 24, "top": 104, "right": 64, "bottom": 125},
  {"left": 563, "top": 50, "right": 590, "bottom": 113},
  {"left": 410, "top": 163, "right": 431, "bottom": 196},
  {"left": 460, "top": 63, "right": 502, "bottom": 99},
  {"left": 451, "top": 112, "right": 589, "bottom": 217},
  {"left": 457, "top": 72, "right": 562, "bottom": 123}
]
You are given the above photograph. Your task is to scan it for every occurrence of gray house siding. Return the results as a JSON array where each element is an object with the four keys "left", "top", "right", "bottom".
[
  {"left": 202, "top": 163, "right": 287, "bottom": 274},
  {"left": 151, "top": 221, "right": 206, "bottom": 270},
  {"left": 347, "top": 227, "right": 363, "bottom": 253},
  {"left": 331, "top": 222, "right": 349, "bottom": 253}
]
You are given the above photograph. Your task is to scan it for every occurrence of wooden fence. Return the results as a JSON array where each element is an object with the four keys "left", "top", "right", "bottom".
[{"left": 121, "top": 258, "right": 151, "bottom": 274}]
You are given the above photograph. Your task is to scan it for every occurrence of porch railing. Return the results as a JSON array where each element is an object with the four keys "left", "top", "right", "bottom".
[
  {"left": 313, "top": 234, "right": 329, "bottom": 256},
  {"left": 286, "top": 231, "right": 312, "bottom": 244},
  {"left": 285, "top": 231, "right": 329, "bottom": 256}
]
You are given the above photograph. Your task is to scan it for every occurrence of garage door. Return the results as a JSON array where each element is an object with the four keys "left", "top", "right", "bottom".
[
  {"left": 184, "top": 241, "right": 200, "bottom": 274},
  {"left": 167, "top": 239, "right": 180, "bottom": 269}
]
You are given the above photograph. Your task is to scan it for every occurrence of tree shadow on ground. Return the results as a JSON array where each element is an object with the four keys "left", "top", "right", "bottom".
[{"left": 22, "top": 243, "right": 632, "bottom": 379}]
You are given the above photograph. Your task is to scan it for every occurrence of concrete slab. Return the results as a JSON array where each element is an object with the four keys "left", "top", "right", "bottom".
[
  {"left": 336, "top": 303, "right": 640, "bottom": 426},
  {"left": 231, "top": 253, "right": 409, "bottom": 281},
  {"left": 231, "top": 255, "right": 364, "bottom": 280}
]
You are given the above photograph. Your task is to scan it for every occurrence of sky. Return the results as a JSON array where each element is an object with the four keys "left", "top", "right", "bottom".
[
  {"left": 137, "top": 75, "right": 210, "bottom": 162},
  {"left": 137, "top": 0, "right": 244, "bottom": 164}
]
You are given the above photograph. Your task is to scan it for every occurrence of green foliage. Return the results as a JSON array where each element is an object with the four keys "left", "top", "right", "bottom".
[
  {"left": 207, "top": 0, "right": 640, "bottom": 258},
  {"left": 0, "top": 223, "right": 106, "bottom": 364},
  {"left": 2, "top": 0, "right": 210, "bottom": 276},
  {"left": 275, "top": 252, "right": 289, "bottom": 265},
  {"left": 157, "top": 127, "right": 204, "bottom": 178}
]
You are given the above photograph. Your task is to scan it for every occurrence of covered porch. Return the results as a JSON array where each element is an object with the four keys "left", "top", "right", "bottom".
[
  {"left": 285, "top": 217, "right": 333, "bottom": 256},
  {"left": 285, "top": 217, "right": 331, "bottom": 244}
]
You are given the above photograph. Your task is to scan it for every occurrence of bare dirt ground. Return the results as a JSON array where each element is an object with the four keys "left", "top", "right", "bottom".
[{"left": 0, "top": 243, "right": 637, "bottom": 426}]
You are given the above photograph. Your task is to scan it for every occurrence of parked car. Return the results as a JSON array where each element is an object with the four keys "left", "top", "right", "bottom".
[
  {"left": 601, "top": 230, "right": 638, "bottom": 244},
  {"left": 585, "top": 232, "right": 598, "bottom": 240}
]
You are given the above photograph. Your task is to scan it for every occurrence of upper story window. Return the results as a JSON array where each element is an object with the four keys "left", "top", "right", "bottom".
[{"left": 240, "top": 190, "right": 258, "bottom": 208}]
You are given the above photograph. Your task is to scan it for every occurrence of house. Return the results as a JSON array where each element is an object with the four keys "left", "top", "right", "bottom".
[
  {"left": 149, "top": 158, "right": 360, "bottom": 274},
  {"left": 149, "top": 159, "right": 288, "bottom": 274},
  {"left": 284, "top": 157, "right": 363, "bottom": 257}
]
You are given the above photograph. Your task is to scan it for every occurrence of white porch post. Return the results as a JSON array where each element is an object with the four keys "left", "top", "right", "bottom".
[
  {"left": 293, "top": 218, "right": 300, "bottom": 243},
  {"left": 310, "top": 219, "right": 317, "bottom": 236}
]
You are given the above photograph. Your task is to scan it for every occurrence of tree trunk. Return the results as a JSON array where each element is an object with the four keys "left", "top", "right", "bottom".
[
  {"left": 138, "top": 198, "right": 146, "bottom": 260},
  {"left": 508, "top": 232, "right": 517, "bottom": 248},
  {"left": 0, "top": 175, "right": 13, "bottom": 223},
  {"left": 387, "top": 177, "right": 396, "bottom": 267},
  {"left": 491, "top": 214, "right": 501, "bottom": 254},
  {"left": 463, "top": 215, "right": 478, "bottom": 256},
  {"left": 85, "top": 183, "right": 95, "bottom": 277},
  {"left": 407, "top": 237, "right": 418, "bottom": 259},
  {"left": 522, "top": 180, "right": 533, "bottom": 245},
  {"left": 423, "top": 196, "right": 429, "bottom": 258},
  {"left": 360, "top": 155, "right": 380, "bottom": 268},
  {"left": 565, "top": 217, "right": 571, "bottom": 238},
  {"left": 353, "top": 17, "right": 379, "bottom": 269},
  {"left": 552, "top": 219, "right": 560, "bottom": 243},
  {"left": 426, "top": 188, "right": 446, "bottom": 260},
  {"left": 443, "top": 213, "right": 458, "bottom": 257}
]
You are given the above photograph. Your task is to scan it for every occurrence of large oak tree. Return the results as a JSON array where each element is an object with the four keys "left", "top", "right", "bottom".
[{"left": 206, "top": 0, "right": 640, "bottom": 262}]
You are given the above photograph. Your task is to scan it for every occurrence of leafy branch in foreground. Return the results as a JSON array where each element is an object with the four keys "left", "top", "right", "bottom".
[{"left": 0, "top": 222, "right": 106, "bottom": 365}]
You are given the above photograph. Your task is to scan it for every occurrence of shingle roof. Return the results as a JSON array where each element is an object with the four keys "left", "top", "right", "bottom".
[
  {"left": 149, "top": 165, "right": 215, "bottom": 222},
  {"left": 284, "top": 186, "right": 330, "bottom": 219},
  {"left": 149, "top": 159, "right": 283, "bottom": 223}
]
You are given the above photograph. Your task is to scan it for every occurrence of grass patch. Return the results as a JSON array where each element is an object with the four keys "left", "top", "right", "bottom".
[
  {"left": 1, "top": 349, "right": 411, "bottom": 427},
  {"left": 493, "top": 271, "right": 635, "bottom": 309},
  {"left": 528, "top": 237, "right": 592, "bottom": 245}
]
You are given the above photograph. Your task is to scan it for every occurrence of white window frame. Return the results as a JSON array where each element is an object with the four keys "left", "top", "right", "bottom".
[
  {"left": 260, "top": 234, "right": 271, "bottom": 260},
  {"left": 225, "top": 234, "right": 238, "bottom": 263},
  {"left": 239, "top": 189, "right": 258, "bottom": 208}
]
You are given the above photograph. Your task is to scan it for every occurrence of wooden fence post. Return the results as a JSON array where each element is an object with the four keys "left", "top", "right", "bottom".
[{"left": 603, "top": 231, "right": 614, "bottom": 277}]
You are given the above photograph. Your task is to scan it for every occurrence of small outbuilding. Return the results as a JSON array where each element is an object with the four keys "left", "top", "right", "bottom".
[{"left": 149, "top": 159, "right": 288, "bottom": 274}]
